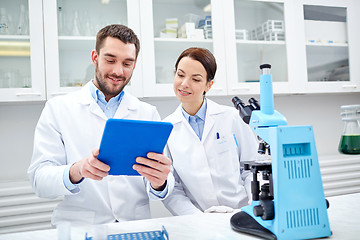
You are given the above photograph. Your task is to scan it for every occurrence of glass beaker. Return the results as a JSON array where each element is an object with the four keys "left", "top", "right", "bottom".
[{"left": 338, "top": 105, "right": 360, "bottom": 154}]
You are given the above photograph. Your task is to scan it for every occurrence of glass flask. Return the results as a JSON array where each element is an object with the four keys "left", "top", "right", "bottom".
[{"left": 338, "top": 105, "right": 360, "bottom": 154}]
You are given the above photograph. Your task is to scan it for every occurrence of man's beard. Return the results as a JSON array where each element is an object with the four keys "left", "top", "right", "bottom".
[{"left": 95, "top": 68, "right": 131, "bottom": 97}]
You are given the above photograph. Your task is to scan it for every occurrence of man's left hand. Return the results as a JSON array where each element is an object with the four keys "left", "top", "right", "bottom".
[{"left": 133, "top": 152, "right": 171, "bottom": 191}]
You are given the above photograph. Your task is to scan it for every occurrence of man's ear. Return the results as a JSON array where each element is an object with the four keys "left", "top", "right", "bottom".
[{"left": 91, "top": 49, "right": 98, "bottom": 67}]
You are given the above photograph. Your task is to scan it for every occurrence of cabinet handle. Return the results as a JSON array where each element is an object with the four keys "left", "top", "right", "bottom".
[
  {"left": 16, "top": 92, "right": 42, "bottom": 96},
  {"left": 51, "top": 92, "right": 68, "bottom": 96},
  {"left": 232, "top": 88, "right": 250, "bottom": 91},
  {"left": 210, "top": 88, "right": 223, "bottom": 91},
  {"left": 342, "top": 85, "right": 357, "bottom": 89}
]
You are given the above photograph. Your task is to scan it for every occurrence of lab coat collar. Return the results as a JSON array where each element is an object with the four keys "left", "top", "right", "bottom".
[
  {"left": 168, "top": 99, "right": 225, "bottom": 142},
  {"left": 169, "top": 98, "right": 224, "bottom": 124},
  {"left": 76, "top": 80, "right": 137, "bottom": 120}
]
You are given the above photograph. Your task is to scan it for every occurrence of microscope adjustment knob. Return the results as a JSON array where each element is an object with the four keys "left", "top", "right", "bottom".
[
  {"left": 253, "top": 201, "right": 275, "bottom": 220},
  {"left": 253, "top": 205, "right": 264, "bottom": 217}
]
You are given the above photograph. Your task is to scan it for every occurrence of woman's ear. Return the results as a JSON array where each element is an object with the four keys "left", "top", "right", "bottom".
[{"left": 205, "top": 80, "right": 214, "bottom": 93}]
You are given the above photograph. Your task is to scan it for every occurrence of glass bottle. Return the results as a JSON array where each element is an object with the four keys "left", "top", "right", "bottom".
[
  {"left": 338, "top": 105, "right": 360, "bottom": 154},
  {"left": 58, "top": 6, "right": 65, "bottom": 35},
  {"left": 0, "top": 8, "right": 9, "bottom": 34},
  {"left": 72, "top": 10, "right": 81, "bottom": 36},
  {"left": 17, "top": 4, "right": 26, "bottom": 35}
]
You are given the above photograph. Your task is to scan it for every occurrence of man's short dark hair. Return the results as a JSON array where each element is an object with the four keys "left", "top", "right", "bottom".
[{"left": 96, "top": 24, "right": 140, "bottom": 58}]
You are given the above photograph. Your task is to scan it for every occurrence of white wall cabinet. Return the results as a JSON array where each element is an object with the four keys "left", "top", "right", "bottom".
[
  {"left": 0, "top": 0, "right": 359, "bottom": 102},
  {"left": 282, "top": 0, "right": 360, "bottom": 94},
  {"left": 0, "top": 0, "right": 46, "bottom": 102}
]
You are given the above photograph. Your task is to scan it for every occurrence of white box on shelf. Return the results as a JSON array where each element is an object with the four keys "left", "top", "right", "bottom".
[
  {"left": 165, "top": 18, "right": 178, "bottom": 29},
  {"left": 257, "top": 33, "right": 265, "bottom": 41},
  {"left": 179, "top": 22, "right": 195, "bottom": 38},
  {"left": 204, "top": 29, "right": 212, "bottom": 39},
  {"left": 263, "top": 20, "right": 284, "bottom": 33},
  {"left": 250, "top": 29, "right": 257, "bottom": 40},
  {"left": 256, "top": 24, "right": 264, "bottom": 36},
  {"left": 160, "top": 27, "right": 177, "bottom": 38},
  {"left": 235, "top": 29, "right": 249, "bottom": 40},
  {"left": 265, "top": 31, "right": 285, "bottom": 41},
  {"left": 187, "top": 29, "right": 204, "bottom": 40}
]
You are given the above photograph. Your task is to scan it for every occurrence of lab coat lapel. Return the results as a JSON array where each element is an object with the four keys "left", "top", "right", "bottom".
[
  {"left": 78, "top": 81, "right": 107, "bottom": 121},
  {"left": 201, "top": 99, "right": 222, "bottom": 142},
  {"left": 113, "top": 92, "right": 133, "bottom": 119}
]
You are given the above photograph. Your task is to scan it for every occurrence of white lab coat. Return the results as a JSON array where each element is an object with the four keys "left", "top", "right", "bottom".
[
  {"left": 28, "top": 81, "right": 174, "bottom": 226},
  {"left": 162, "top": 99, "right": 259, "bottom": 215}
]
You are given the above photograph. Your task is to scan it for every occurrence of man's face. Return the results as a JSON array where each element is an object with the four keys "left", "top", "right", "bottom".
[{"left": 91, "top": 37, "right": 137, "bottom": 101}]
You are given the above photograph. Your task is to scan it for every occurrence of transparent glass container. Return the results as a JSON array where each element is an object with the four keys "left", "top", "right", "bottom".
[
  {"left": 338, "top": 105, "right": 360, "bottom": 154},
  {"left": 56, "top": 0, "right": 128, "bottom": 87},
  {"left": 0, "top": 0, "right": 31, "bottom": 89}
]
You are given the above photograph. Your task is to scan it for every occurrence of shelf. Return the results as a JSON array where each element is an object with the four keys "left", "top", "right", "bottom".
[
  {"left": 0, "top": 35, "right": 30, "bottom": 40},
  {"left": 235, "top": 40, "right": 285, "bottom": 45},
  {"left": 58, "top": 36, "right": 96, "bottom": 41},
  {"left": 306, "top": 42, "right": 348, "bottom": 47},
  {"left": 154, "top": 37, "right": 213, "bottom": 43}
]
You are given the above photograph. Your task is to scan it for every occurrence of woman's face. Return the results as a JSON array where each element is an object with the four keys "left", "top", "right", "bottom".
[{"left": 173, "top": 57, "right": 213, "bottom": 107}]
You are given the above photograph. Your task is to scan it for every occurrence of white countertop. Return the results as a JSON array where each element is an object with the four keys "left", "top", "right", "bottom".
[{"left": 0, "top": 193, "right": 359, "bottom": 240}]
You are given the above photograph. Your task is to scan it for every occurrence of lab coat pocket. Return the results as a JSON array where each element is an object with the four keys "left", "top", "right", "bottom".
[{"left": 216, "top": 135, "right": 239, "bottom": 174}]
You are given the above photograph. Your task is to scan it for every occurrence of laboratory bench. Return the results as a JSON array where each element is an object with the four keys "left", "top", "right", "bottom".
[{"left": 0, "top": 193, "right": 358, "bottom": 240}]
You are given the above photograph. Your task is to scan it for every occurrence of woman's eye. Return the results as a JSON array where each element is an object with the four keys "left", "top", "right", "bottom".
[
  {"left": 177, "top": 73, "right": 184, "bottom": 78},
  {"left": 193, "top": 78, "right": 201, "bottom": 82},
  {"left": 106, "top": 59, "right": 114, "bottom": 63}
]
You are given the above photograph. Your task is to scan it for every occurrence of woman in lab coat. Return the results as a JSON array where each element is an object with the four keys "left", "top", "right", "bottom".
[{"left": 162, "top": 47, "right": 259, "bottom": 215}]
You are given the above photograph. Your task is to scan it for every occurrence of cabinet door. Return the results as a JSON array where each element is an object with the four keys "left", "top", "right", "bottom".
[
  {"left": 140, "top": 0, "right": 227, "bottom": 97},
  {"left": 225, "top": 0, "right": 290, "bottom": 96},
  {"left": 297, "top": 0, "right": 360, "bottom": 93},
  {"left": 43, "top": 0, "right": 142, "bottom": 99},
  {"left": 0, "top": 0, "right": 46, "bottom": 102}
]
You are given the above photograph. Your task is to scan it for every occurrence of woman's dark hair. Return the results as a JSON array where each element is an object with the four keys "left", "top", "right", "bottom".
[
  {"left": 96, "top": 24, "right": 140, "bottom": 58},
  {"left": 175, "top": 47, "right": 217, "bottom": 82}
]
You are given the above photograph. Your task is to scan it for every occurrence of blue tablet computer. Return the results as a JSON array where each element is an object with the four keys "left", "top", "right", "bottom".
[{"left": 97, "top": 119, "right": 173, "bottom": 176}]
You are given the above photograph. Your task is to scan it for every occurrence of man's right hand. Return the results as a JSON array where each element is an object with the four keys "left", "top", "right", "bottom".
[{"left": 69, "top": 149, "right": 110, "bottom": 183}]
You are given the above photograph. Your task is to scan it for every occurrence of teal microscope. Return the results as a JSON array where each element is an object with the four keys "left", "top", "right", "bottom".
[{"left": 230, "top": 64, "right": 332, "bottom": 240}]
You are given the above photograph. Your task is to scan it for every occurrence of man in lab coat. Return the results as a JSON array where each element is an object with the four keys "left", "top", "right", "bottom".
[{"left": 28, "top": 24, "right": 174, "bottom": 226}]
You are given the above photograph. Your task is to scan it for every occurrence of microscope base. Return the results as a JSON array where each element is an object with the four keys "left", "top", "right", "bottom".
[{"left": 230, "top": 211, "right": 276, "bottom": 240}]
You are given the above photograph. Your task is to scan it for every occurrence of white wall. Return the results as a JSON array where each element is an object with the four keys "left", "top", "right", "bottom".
[{"left": 0, "top": 92, "right": 359, "bottom": 182}]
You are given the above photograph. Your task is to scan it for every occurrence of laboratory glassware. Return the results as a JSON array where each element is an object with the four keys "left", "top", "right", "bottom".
[{"left": 339, "top": 104, "right": 360, "bottom": 154}]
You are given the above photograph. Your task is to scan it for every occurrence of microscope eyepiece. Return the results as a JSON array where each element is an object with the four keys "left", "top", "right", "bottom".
[
  {"left": 232, "top": 96, "right": 252, "bottom": 124},
  {"left": 260, "top": 64, "right": 271, "bottom": 69},
  {"left": 232, "top": 96, "right": 245, "bottom": 110},
  {"left": 249, "top": 98, "right": 260, "bottom": 110}
]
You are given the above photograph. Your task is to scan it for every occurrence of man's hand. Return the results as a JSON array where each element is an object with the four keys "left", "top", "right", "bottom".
[
  {"left": 70, "top": 149, "right": 110, "bottom": 183},
  {"left": 133, "top": 152, "right": 171, "bottom": 191}
]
